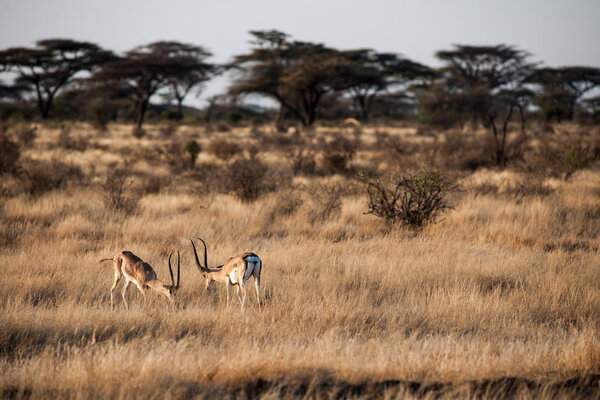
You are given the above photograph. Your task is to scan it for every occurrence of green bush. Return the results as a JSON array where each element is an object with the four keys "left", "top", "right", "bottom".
[{"left": 184, "top": 140, "right": 201, "bottom": 169}]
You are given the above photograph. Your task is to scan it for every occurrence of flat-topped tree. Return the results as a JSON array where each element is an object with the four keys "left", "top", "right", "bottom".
[
  {"left": 230, "top": 31, "right": 343, "bottom": 128},
  {"left": 335, "top": 49, "right": 432, "bottom": 121},
  {"left": 529, "top": 66, "right": 600, "bottom": 121},
  {"left": 433, "top": 44, "right": 536, "bottom": 124},
  {"left": 432, "top": 44, "right": 536, "bottom": 166},
  {"left": 147, "top": 41, "right": 214, "bottom": 120},
  {"left": 436, "top": 44, "right": 534, "bottom": 90},
  {"left": 92, "top": 41, "right": 214, "bottom": 129},
  {"left": 229, "top": 30, "right": 293, "bottom": 130},
  {"left": 0, "top": 39, "right": 115, "bottom": 119},
  {"left": 0, "top": 80, "right": 28, "bottom": 101}
]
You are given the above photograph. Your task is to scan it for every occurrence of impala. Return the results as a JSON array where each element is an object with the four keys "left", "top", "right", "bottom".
[
  {"left": 189, "top": 237, "right": 262, "bottom": 310},
  {"left": 99, "top": 250, "right": 181, "bottom": 309}
]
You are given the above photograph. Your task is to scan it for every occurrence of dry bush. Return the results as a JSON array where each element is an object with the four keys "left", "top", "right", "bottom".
[
  {"left": 321, "top": 134, "right": 357, "bottom": 175},
  {"left": 157, "top": 140, "right": 186, "bottom": 172},
  {"left": 188, "top": 162, "right": 227, "bottom": 196},
  {"left": 269, "top": 186, "right": 304, "bottom": 219},
  {"left": 138, "top": 173, "right": 168, "bottom": 195},
  {"left": 470, "top": 178, "right": 553, "bottom": 198},
  {"left": 363, "top": 168, "right": 454, "bottom": 227},
  {"left": 256, "top": 129, "right": 302, "bottom": 151},
  {"left": 97, "top": 167, "right": 141, "bottom": 213},
  {"left": 307, "top": 182, "right": 344, "bottom": 221},
  {"left": 57, "top": 125, "right": 88, "bottom": 151},
  {"left": 12, "top": 123, "right": 37, "bottom": 147},
  {"left": 0, "top": 129, "right": 20, "bottom": 174},
  {"left": 209, "top": 139, "right": 241, "bottom": 160},
  {"left": 290, "top": 148, "right": 317, "bottom": 176},
  {"left": 225, "top": 155, "right": 277, "bottom": 202},
  {"left": 524, "top": 129, "right": 600, "bottom": 179},
  {"left": 19, "top": 158, "right": 84, "bottom": 196},
  {"left": 158, "top": 123, "right": 178, "bottom": 138},
  {"left": 436, "top": 131, "right": 492, "bottom": 170}
]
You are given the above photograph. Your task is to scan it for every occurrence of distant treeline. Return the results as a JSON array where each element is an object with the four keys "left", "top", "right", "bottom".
[{"left": 1, "top": 30, "right": 599, "bottom": 128}]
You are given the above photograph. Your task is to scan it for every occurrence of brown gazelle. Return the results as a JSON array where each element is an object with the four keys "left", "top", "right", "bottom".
[
  {"left": 99, "top": 250, "right": 181, "bottom": 309},
  {"left": 190, "top": 238, "right": 262, "bottom": 310}
]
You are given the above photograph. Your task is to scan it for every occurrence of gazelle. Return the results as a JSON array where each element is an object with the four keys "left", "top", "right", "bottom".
[
  {"left": 189, "top": 237, "right": 262, "bottom": 310},
  {"left": 99, "top": 250, "right": 181, "bottom": 309}
]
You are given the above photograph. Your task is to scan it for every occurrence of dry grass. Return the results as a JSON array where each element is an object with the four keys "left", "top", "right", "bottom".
[{"left": 1, "top": 122, "right": 599, "bottom": 399}]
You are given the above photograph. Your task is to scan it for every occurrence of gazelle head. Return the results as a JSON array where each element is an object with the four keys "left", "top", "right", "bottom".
[
  {"left": 165, "top": 251, "right": 182, "bottom": 300},
  {"left": 189, "top": 237, "right": 215, "bottom": 290}
]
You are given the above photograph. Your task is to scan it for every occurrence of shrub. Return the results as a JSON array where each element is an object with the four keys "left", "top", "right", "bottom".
[
  {"left": 188, "top": 162, "right": 226, "bottom": 196},
  {"left": 362, "top": 168, "right": 454, "bottom": 228},
  {"left": 290, "top": 149, "right": 317, "bottom": 176},
  {"left": 159, "top": 123, "right": 178, "bottom": 138},
  {"left": 307, "top": 182, "right": 344, "bottom": 220},
  {"left": 225, "top": 156, "right": 269, "bottom": 202},
  {"left": 20, "top": 158, "right": 84, "bottom": 196},
  {"left": 562, "top": 145, "right": 597, "bottom": 178},
  {"left": 98, "top": 167, "right": 140, "bottom": 214},
  {"left": 58, "top": 125, "right": 88, "bottom": 151},
  {"left": 209, "top": 139, "right": 240, "bottom": 160},
  {"left": 528, "top": 137, "right": 599, "bottom": 179},
  {"left": 270, "top": 186, "right": 304, "bottom": 218},
  {"left": 184, "top": 140, "right": 201, "bottom": 169},
  {"left": 321, "top": 134, "right": 357, "bottom": 175},
  {"left": 13, "top": 123, "right": 37, "bottom": 147},
  {"left": 0, "top": 129, "right": 20, "bottom": 174},
  {"left": 158, "top": 140, "right": 186, "bottom": 172}
]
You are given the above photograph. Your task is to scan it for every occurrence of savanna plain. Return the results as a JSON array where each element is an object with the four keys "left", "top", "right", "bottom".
[{"left": 1, "top": 121, "right": 600, "bottom": 399}]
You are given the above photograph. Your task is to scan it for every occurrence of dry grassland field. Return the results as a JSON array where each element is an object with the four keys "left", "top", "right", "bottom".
[{"left": 1, "top": 121, "right": 600, "bottom": 399}]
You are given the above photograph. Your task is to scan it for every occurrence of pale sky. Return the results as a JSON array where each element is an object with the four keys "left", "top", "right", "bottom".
[{"left": 1, "top": 0, "right": 599, "bottom": 107}]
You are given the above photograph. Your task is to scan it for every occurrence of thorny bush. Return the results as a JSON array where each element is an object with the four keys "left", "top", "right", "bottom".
[{"left": 362, "top": 168, "right": 455, "bottom": 228}]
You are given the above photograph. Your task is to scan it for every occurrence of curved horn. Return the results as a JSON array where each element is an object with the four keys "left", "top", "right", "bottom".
[
  {"left": 189, "top": 238, "right": 206, "bottom": 274},
  {"left": 176, "top": 250, "right": 181, "bottom": 289},
  {"left": 196, "top": 237, "right": 208, "bottom": 272},
  {"left": 168, "top": 251, "right": 175, "bottom": 287}
]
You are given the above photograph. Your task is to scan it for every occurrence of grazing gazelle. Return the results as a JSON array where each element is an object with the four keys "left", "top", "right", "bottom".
[
  {"left": 189, "top": 237, "right": 262, "bottom": 310},
  {"left": 99, "top": 250, "right": 181, "bottom": 309}
]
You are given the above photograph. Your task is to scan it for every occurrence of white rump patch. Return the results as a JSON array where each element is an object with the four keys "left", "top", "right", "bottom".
[{"left": 229, "top": 268, "right": 239, "bottom": 285}]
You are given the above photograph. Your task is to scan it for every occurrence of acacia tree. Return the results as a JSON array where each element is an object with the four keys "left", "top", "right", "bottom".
[
  {"left": 230, "top": 30, "right": 295, "bottom": 129},
  {"left": 278, "top": 43, "right": 343, "bottom": 126},
  {"left": 92, "top": 41, "right": 213, "bottom": 129},
  {"left": 433, "top": 44, "right": 536, "bottom": 124},
  {"left": 0, "top": 39, "right": 115, "bottom": 118},
  {"left": 148, "top": 41, "right": 214, "bottom": 120},
  {"left": 429, "top": 44, "right": 536, "bottom": 166},
  {"left": 230, "top": 31, "right": 343, "bottom": 128},
  {"left": 336, "top": 49, "right": 431, "bottom": 121},
  {"left": 0, "top": 81, "right": 28, "bottom": 101},
  {"left": 529, "top": 66, "right": 600, "bottom": 121}
]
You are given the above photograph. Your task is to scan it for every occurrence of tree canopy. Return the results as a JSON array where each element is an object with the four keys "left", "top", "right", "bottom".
[{"left": 0, "top": 38, "right": 115, "bottom": 118}]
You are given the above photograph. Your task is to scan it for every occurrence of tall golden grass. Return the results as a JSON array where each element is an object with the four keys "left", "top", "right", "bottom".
[{"left": 1, "top": 122, "right": 599, "bottom": 398}]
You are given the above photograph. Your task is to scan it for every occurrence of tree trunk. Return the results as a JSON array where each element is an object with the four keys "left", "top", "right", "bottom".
[
  {"left": 136, "top": 98, "right": 149, "bottom": 129},
  {"left": 275, "top": 103, "right": 286, "bottom": 132},
  {"left": 176, "top": 98, "right": 184, "bottom": 121}
]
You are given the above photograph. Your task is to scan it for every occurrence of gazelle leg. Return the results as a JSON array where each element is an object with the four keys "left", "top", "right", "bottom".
[
  {"left": 121, "top": 280, "right": 131, "bottom": 309},
  {"left": 134, "top": 282, "right": 147, "bottom": 308},
  {"left": 226, "top": 281, "right": 232, "bottom": 309},
  {"left": 235, "top": 285, "right": 243, "bottom": 305},
  {"left": 110, "top": 272, "right": 122, "bottom": 310},
  {"left": 254, "top": 276, "right": 262, "bottom": 311},
  {"left": 239, "top": 283, "right": 247, "bottom": 310}
]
